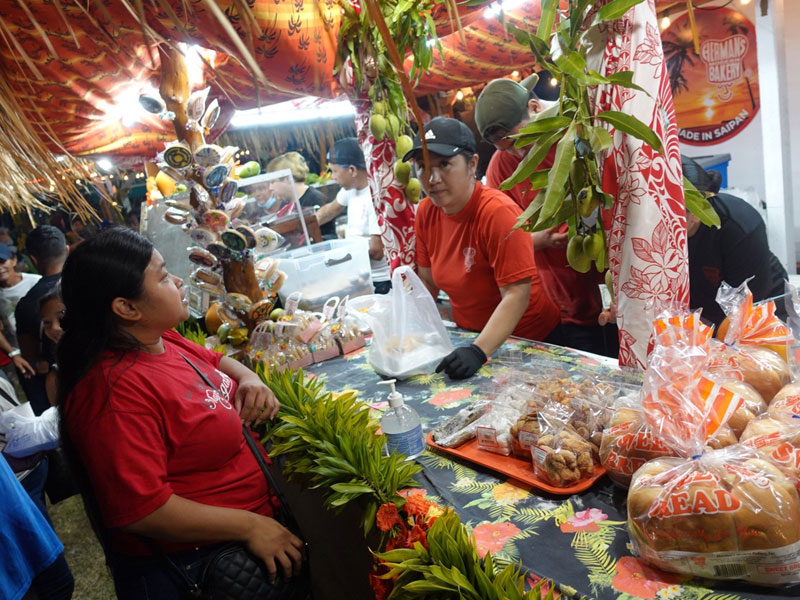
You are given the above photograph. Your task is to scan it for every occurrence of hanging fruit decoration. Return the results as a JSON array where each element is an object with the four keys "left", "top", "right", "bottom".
[{"left": 336, "top": 0, "right": 452, "bottom": 204}]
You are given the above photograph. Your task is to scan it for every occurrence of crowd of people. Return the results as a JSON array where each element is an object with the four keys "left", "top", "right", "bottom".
[{"left": 2, "top": 73, "right": 790, "bottom": 600}]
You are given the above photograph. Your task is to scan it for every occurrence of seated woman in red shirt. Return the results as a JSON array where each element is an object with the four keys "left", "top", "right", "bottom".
[
  {"left": 56, "top": 228, "right": 307, "bottom": 599},
  {"left": 405, "top": 118, "right": 560, "bottom": 380}
]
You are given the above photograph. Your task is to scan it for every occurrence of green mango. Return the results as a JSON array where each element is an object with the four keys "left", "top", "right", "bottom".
[
  {"left": 605, "top": 269, "right": 615, "bottom": 303},
  {"left": 582, "top": 231, "right": 602, "bottom": 260},
  {"left": 395, "top": 135, "right": 413, "bottom": 160},
  {"left": 386, "top": 114, "right": 401, "bottom": 140},
  {"left": 566, "top": 235, "right": 592, "bottom": 273},
  {"left": 369, "top": 114, "right": 386, "bottom": 141},
  {"left": 394, "top": 160, "right": 411, "bottom": 185},
  {"left": 405, "top": 178, "right": 421, "bottom": 203}
]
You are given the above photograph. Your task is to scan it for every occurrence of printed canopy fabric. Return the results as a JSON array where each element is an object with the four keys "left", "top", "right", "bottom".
[{"left": 0, "top": 0, "right": 341, "bottom": 158}]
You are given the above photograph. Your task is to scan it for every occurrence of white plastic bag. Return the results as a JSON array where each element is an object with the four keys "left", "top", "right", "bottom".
[
  {"left": 0, "top": 405, "right": 60, "bottom": 457},
  {"left": 368, "top": 266, "right": 453, "bottom": 379}
]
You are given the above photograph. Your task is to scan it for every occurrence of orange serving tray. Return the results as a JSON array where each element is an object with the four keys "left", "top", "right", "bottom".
[{"left": 426, "top": 432, "right": 606, "bottom": 495}]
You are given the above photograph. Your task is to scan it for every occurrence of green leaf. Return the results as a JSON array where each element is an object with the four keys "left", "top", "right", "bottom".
[
  {"left": 606, "top": 70, "right": 647, "bottom": 94},
  {"left": 516, "top": 116, "right": 572, "bottom": 136},
  {"left": 594, "top": 110, "right": 663, "bottom": 152},
  {"left": 553, "top": 48, "right": 587, "bottom": 83},
  {"left": 589, "top": 126, "right": 613, "bottom": 154},
  {"left": 684, "top": 176, "right": 720, "bottom": 228},
  {"left": 594, "top": 0, "right": 646, "bottom": 23},
  {"left": 536, "top": 124, "right": 576, "bottom": 227},
  {"left": 536, "top": 0, "right": 558, "bottom": 41},
  {"left": 330, "top": 481, "right": 374, "bottom": 494},
  {"left": 500, "top": 130, "right": 562, "bottom": 190}
]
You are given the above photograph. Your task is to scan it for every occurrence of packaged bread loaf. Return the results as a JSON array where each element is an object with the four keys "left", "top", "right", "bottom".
[
  {"left": 769, "top": 383, "right": 800, "bottom": 416},
  {"left": 710, "top": 282, "right": 793, "bottom": 403},
  {"left": 740, "top": 412, "right": 800, "bottom": 481},
  {"left": 628, "top": 447, "right": 800, "bottom": 585},
  {"left": 722, "top": 380, "right": 766, "bottom": 438},
  {"left": 628, "top": 336, "right": 800, "bottom": 585}
]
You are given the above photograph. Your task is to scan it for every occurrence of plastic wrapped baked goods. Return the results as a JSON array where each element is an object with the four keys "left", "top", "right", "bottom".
[
  {"left": 475, "top": 398, "right": 529, "bottom": 456},
  {"left": 709, "top": 282, "right": 793, "bottom": 403},
  {"left": 600, "top": 404, "right": 674, "bottom": 487},
  {"left": 628, "top": 446, "right": 800, "bottom": 585},
  {"left": 531, "top": 403, "right": 596, "bottom": 487},
  {"left": 740, "top": 412, "right": 800, "bottom": 481},
  {"left": 722, "top": 380, "right": 766, "bottom": 438},
  {"left": 431, "top": 400, "right": 491, "bottom": 448},
  {"left": 769, "top": 383, "right": 800, "bottom": 416}
]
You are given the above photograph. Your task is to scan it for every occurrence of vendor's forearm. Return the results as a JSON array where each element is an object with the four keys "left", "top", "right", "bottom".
[
  {"left": 474, "top": 281, "right": 530, "bottom": 357},
  {"left": 121, "top": 493, "right": 256, "bottom": 544},
  {"left": 219, "top": 355, "right": 258, "bottom": 384},
  {"left": 316, "top": 201, "right": 343, "bottom": 226}
]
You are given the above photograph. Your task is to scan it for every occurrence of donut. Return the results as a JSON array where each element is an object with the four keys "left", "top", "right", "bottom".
[
  {"left": 194, "top": 144, "right": 223, "bottom": 169},
  {"left": 207, "top": 242, "right": 234, "bottom": 261},
  {"left": 163, "top": 143, "right": 193, "bottom": 169},
  {"left": 249, "top": 298, "right": 275, "bottom": 324},
  {"left": 202, "top": 209, "right": 229, "bottom": 233},
  {"left": 221, "top": 229, "right": 248, "bottom": 252},
  {"left": 203, "top": 164, "right": 228, "bottom": 189},
  {"left": 188, "top": 247, "right": 218, "bottom": 268},
  {"left": 236, "top": 226, "right": 257, "bottom": 249},
  {"left": 164, "top": 208, "right": 191, "bottom": 225},
  {"left": 190, "top": 226, "right": 217, "bottom": 246}
]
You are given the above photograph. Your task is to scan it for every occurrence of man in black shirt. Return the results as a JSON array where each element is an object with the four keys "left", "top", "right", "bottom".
[
  {"left": 683, "top": 156, "right": 787, "bottom": 327},
  {"left": 15, "top": 226, "right": 66, "bottom": 415}
]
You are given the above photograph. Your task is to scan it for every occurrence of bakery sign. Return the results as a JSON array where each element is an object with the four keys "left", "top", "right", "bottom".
[{"left": 662, "top": 8, "right": 759, "bottom": 146}]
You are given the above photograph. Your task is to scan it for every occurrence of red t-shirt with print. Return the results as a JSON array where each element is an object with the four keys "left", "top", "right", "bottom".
[
  {"left": 416, "top": 181, "right": 559, "bottom": 341},
  {"left": 485, "top": 148, "right": 603, "bottom": 326},
  {"left": 64, "top": 330, "right": 276, "bottom": 554}
]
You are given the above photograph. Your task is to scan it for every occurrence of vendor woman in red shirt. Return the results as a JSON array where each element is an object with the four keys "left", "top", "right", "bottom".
[
  {"left": 56, "top": 228, "right": 307, "bottom": 599},
  {"left": 404, "top": 118, "right": 560, "bottom": 380}
]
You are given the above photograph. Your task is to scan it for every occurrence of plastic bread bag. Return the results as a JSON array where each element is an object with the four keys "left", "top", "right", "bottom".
[
  {"left": 369, "top": 266, "right": 453, "bottom": 379},
  {"left": 331, "top": 296, "right": 367, "bottom": 354},
  {"left": 600, "top": 395, "right": 675, "bottom": 488},
  {"left": 769, "top": 382, "right": 800, "bottom": 417},
  {"left": 531, "top": 402, "right": 595, "bottom": 487},
  {"left": 709, "top": 281, "right": 793, "bottom": 403},
  {"left": 739, "top": 411, "right": 800, "bottom": 481},
  {"left": 627, "top": 445, "right": 800, "bottom": 586}
]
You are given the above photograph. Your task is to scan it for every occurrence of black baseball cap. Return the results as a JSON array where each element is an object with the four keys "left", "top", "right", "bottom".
[
  {"left": 327, "top": 137, "right": 366, "bottom": 170},
  {"left": 0, "top": 243, "right": 13, "bottom": 261},
  {"left": 402, "top": 117, "right": 477, "bottom": 162}
]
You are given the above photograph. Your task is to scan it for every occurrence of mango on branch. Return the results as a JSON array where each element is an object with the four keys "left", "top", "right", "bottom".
[
  {"left": 235, "top": 161, "right": 261, "bottom": 179},
  {"left": 386, "top": 114, "right": 400, "bottom": 140},
  {"left": 369, "top": 114, "right": 386, "bottom": 141},
  {"left": 405, "top": 178, "right": 421, "bottom": 203},
  {"left": 566, "top": 234, "right": 592, "bottom": 273},
  {"left": 395, "top": 135, "right": 413, "bottom": 160},
  {"left": 394, "top": 160, "right": 411, "bottom": 185}
]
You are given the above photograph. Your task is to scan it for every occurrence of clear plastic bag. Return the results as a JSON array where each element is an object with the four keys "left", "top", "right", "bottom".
[
  {"left": 628, "top": 445, "right": 800, "bottom": 586},
  {"left": 368, "top": 266, "right": 453, "bottom": 379},
  {"left": 532, "top": 402, "right": 595, "bottom": 487},
  {"left": 0, "top": 406, "right": 60, "bottom": 458},
  {"left": 740, "top": 411, "right": 800, "bottom": 481}
]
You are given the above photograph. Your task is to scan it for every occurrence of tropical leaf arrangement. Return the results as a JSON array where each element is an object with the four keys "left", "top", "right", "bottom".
[
  {"left": 253, "top": 365, "right": 552, "bottom": 599},
  {"left": 503, "top": 0, "right": 719, "bottom": 277},
  {"left": 376, "top": 511, "right": 551, "bottom": 600},
  {"left": 175, "top": 317, "right": 207, "bottom": 347}
]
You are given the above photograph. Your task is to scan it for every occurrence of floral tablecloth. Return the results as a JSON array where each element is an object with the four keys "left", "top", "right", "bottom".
[{"left": 308, "top": 329, "right": 799, "bottom": 600}]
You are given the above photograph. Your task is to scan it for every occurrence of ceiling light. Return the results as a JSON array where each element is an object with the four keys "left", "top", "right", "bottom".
[
  {"left": 660, "top": 16, "right": 671, "bottom": 29},
  {"left": 230, "top": 99, "right": 356, "bottom": 129}
]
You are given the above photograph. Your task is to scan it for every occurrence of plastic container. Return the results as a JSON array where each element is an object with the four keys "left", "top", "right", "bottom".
[{"left": 276, "top": 238, "right": 373, "bottom": 311}]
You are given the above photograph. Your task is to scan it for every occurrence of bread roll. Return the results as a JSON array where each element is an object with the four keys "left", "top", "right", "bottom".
[
  {"left": 769, "top": 383, "right": 800, "bottom": 416},
  {"left": 722, "top": 381, "right": 766, "bottom": 438},
  {"left": 600, "top": 409, "right": 674, "bottom": 487},
  {"left": 736, "top": 347, "right": 791, "bottom": 403},
  {"left": 741, "top": 414, "right": 800, "bottom": 480},
  {"left": 706, "top": 424, "right": 738, "bottom": 450}
]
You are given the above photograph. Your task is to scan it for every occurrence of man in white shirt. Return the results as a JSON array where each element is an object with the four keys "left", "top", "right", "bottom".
[
  {"left": 316, "top": 137, "right": 392, "bottom": 293},
  {"left": 0, "top": 244, "right": 40, "bottom": 347}
]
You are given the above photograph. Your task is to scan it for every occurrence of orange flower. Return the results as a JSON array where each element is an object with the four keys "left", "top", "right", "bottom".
[
  {"left": 369, "top": 569, "right": 392, "bottom": 600},
  {"left": 612, "top": 557, "right": 685, "bottom": 599},
  {"left": 406, "top": 524, "right": 428, "bottom": 549},
  {"left": 472, "top": 522, "right": 520, "bottom": 558},
  {"left": 404, "top": 494, "right": 431, "bottom": 518},
  {"left": 376, "top": 502, "right": 402, "bottom": 532}
]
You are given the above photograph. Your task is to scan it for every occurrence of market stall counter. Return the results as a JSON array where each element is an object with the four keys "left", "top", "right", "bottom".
[{"left": 307, "top": 328, "right": 800, "bottom": 600}]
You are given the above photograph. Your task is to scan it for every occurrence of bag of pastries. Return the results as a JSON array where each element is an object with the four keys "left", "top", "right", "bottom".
[
  {"left": 531, "top": 402, "right": 596, "bottom": 487},
  {"left": 769, "top": 383, "right": 800, "bottom": 416},
  {"left": 710, "top": 282, "right": 793, "bottom": 403},
  {"left": 628, "top": 340, "right": 800, "bottom": 585}
]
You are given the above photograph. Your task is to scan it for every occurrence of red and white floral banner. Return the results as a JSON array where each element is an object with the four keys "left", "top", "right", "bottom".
[{"left": 588, "top": 0, "right": 690, "bottom": 368}]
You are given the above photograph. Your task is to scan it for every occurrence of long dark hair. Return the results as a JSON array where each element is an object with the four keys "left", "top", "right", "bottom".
[{"left": 56, "top": 227, "right": 154, "bottom": 561}]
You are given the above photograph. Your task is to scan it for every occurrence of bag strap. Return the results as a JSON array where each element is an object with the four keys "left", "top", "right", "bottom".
[
  {"left": 179, "top": 353, "right": 298, "bottom": 527},
  {"left": 0, "top": 380, "right": 19, "bottom": 406}
]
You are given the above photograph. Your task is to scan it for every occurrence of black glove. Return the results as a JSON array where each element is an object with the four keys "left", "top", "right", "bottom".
[{"left": 435, "top": 344, "right": 487, "bottom": 380}]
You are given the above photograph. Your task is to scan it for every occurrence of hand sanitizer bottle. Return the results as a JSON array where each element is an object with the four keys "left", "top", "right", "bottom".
[{"left": 378, "top": 379, "right": 425, "bottom": 460}]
